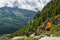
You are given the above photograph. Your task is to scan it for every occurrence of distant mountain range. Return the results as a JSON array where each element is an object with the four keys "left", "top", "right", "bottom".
[
  {"left": 0, "top": 6, "right": 36, "bottom": 34},
  {"left": 0, "top": 0, "right": 51, "bottom": 34}
]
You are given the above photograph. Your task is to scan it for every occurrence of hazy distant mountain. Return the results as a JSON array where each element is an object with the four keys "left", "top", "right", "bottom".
[{"left": 0, "top": 6, "right": 36, "bottom": 34}]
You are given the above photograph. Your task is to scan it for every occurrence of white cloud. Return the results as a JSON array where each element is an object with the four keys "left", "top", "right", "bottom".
[{"left": 0, "top": 0, "right": 51, "bottom": 11}]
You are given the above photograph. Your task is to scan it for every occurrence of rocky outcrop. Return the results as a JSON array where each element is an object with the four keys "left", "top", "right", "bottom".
[{"left": 39, "top": 36, "right": 60, "bottom": 40}]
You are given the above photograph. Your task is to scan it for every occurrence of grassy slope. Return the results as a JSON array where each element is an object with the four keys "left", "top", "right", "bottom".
[{"left": 11, "top": 0, "right": 60, "bottom": 37}]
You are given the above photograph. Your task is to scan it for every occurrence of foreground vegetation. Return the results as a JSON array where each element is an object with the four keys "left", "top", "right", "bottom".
[
  {"left": 17, "top": 37, "right": 38, "bottom": 40},
  {"left": 0, "top": 36, "right": 38, "bottom": 40}
]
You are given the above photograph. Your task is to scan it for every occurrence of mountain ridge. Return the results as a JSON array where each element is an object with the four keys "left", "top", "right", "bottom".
[{"left": 0, "top": 6, "right": 36, "bottom": 34}]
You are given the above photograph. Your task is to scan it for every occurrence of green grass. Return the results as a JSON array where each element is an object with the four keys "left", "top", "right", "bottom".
[
  {"left": 17, "top": 37, "right": 38, "bottom": 40},
  {"left": 50, "top": 24, "right": 60, "bottom": 36}
]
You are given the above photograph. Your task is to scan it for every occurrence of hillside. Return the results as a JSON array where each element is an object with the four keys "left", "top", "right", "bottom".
[
  {"left": 11, "top": 0, "right": 60, "bottom": 37},
  {"left": 0, "top": 7, "right": 36, "bottom": 34}
]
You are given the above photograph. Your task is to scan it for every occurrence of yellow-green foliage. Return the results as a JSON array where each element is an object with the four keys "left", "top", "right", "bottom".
[
  {"left": 50, "top": 24, "right": 60, "bottom": 36},
  {"left": 17, "top": 37, "right": 38, "bottom": 40}
]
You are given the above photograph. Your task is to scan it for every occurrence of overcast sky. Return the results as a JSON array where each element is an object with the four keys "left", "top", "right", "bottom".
[{"left": 0, "top": 0, "right": 51, "bottom": 11}]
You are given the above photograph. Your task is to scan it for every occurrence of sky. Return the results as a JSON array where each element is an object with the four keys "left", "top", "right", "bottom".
[{"left": 0, "top": 0, "right": 51, "bottom": 11}]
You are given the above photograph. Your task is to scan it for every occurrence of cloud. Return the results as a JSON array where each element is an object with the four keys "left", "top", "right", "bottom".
[{"left": 0, "top": 0, "right": 51, "bottom": 11}]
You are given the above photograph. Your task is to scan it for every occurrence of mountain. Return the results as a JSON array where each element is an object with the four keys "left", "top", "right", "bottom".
[
  {"left": 0, "top": 0, "right": 51, "bottom": 35},
  {"left": 0, "top": 6, "right": 36, "bottom": 34},
  {"left": 11, "top": 0, "right": 60, "bottom": 37},
  {"left": 0, "top": 0, "right": 51, "bottom": 11}
]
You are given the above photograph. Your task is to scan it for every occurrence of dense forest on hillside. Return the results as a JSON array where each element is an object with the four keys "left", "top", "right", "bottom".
[
  {"left": 0, "top": 7, "right": 36, "bottom": 34},
  {"left": 11, "top": 0, "right": 60, "bottom": 37}
]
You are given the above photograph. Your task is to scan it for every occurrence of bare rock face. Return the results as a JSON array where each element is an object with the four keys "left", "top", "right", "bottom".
[{"left": 39, "top": 37, "right": 60, "bottom": 40}]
